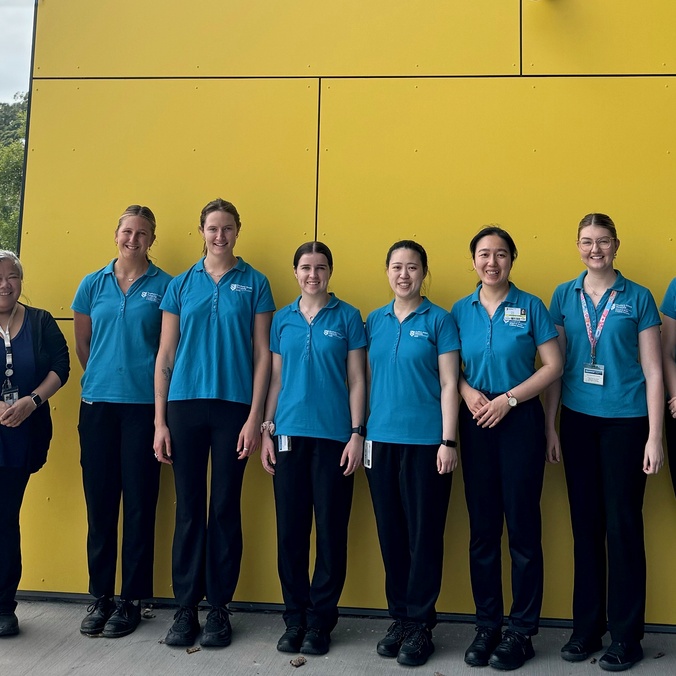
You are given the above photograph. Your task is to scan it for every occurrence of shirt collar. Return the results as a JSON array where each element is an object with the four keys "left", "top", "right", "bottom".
[
  {"left": 292, "top": 293, "right": 339, "bottom": 314},
  {"left": 196, "top": 256, "right": 246, "bottom": 274},
  {"left": 383, "top": 296, "right": 431, "bottom": 316},
  {"left": 105, "top": 259, "right": 159, "bottom": 277},
  {"left": 470, "top": 282, "right": 519, "bottom": 305},
  {"left": 574, "top": 269, "right": 626, "bottom": 292}
]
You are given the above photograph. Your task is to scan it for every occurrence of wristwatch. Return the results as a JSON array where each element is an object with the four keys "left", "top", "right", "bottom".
[
  {"left": 30, "top": 392, "right": 43, "bottom": 408},
  {"left": 441, "top": 439, "right": 458, "bottom": 447},
  {"left": 351, "top": 425, "right": 367, "bottom": 437},
  {"left": 506, "top": 391, "right": 518, "bottom": 408}
]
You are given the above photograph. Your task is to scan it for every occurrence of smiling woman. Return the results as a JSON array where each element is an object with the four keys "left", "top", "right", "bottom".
[
  {"left": 72, "top": 205, "right": 172, "bottom": 639},
  {"left": 0, "top": 249, "right": 69, "bottom": 637},
  {"left": 153, "top": 198, "right": 275, "bottom": 649}
]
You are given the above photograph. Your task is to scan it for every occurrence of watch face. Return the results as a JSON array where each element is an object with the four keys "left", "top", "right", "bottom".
[{"left": 508, "top": 397, "right": 518, "bottom": 407}]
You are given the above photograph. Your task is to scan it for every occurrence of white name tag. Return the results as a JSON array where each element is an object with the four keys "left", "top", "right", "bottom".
[
  {"left": 504, "top": 307, "right": 526, "bottom": 322},
  {"left": 583, "top": 363, "right": 605, "bottom": 386},
  {"left": 277, "top": 435, "right": 292, "bottom": 452},
  {"left": 363, "top": 440, "right": 373, "bottom": 468}
]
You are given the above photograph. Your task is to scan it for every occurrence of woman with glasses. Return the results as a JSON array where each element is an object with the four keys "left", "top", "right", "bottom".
[
  {"left": 660, "top": 277, "right": 676, "bottom": 497},
  {"left": 545, "top": 213, "right": 663, "bottom": 672}
]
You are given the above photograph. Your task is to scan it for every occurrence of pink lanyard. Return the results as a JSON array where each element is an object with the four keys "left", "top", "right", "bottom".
[{"left": 579, "top": 289, "right": 617, "bottom": 364}]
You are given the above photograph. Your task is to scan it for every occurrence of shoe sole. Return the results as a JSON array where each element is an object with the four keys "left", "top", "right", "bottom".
[
  {"left": 397, "top": 654, "right": 431, "bottom": 667},
  {"left": 464, "top": 655, "right": 490, "bottom": 667},
  {"left": 562, "top": 648, "right": 603, "bottom": 663},
  {"left": 488, "top": 653, "right": 534, "bottom": 671},
  {"left": 300, "top": 646, "right": 329, "bottom": 655},
  {"left": 80, "top": 628, "right": 104, "bottom": 637},
  {"left": 165, "top": 633, "right": 199, "bottom": 647},
  {"left": 277, "top": 643, "right": 302, "bottom": 653},
  {"left": 200, "top": 634, "right": 232, "bottom": 648},
  {"left": 376, "top": 645, "right": 400, "bottom": 658},
  {"left": 0, "top": 628, "right": 19, "bottom": 637},
  {"left": 102, "top": 625, "right": 140, "bottom": 639},
  {"left": 599, "top": 656, "right": 643, "bottom": 672}
]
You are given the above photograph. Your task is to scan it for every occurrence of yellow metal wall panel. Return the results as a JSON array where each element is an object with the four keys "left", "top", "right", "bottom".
[
  {"left": 20, "top": 78, "right": 319, "bottom": 316},
  {"left": 318, "top": 76, "right": 676, "bottom": 317},
  {"left": 524, "top": 0, "right": 676, "bottom": 75},
  {"left": 33, "top": 0, "right": 519, "bottom": 78}
]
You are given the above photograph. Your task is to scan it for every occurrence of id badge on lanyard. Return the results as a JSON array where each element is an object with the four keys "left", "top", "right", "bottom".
[
  {"left": 0, "top": 304, "right": 19, "bottom": 404},
  {"left": 580, "top": 289, "right": 616, "bottom": 387}
]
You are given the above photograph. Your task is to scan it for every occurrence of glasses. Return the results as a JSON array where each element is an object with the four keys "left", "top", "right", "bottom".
[{"left": 577, "top": 237, "right": 615, "bottom": 251}]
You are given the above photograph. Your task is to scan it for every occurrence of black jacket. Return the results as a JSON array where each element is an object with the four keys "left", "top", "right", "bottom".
[{"left": 24, "top": 305, "right": 70, "bottom": 472}]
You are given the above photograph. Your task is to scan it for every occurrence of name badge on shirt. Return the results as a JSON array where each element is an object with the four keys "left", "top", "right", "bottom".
[
  {"left": 583, "top": 363, "right": 605, "bottom": 386},
  {"left": 277, "top": 435, "right": 292, "bottom": 452},
  {"left": 363, "top": 439, "right": 373, "bottom": 469},
  {"left": 504, "top": 307, "right": 527, "bottom": 323}
]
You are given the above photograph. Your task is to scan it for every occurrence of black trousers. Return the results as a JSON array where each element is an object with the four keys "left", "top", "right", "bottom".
[
  {"left": 459, "top": 397, "right": 545, "bottom": 636},
  {"left": 167, "top": 399, "right": 249, "bottom": 608},
  {"left": 273, "top": 436, "right": 354, "bottom": 632},
  {"left": 366, "top": 442, "right": 452, "bottom": 628},
  {"left": 0, "top": 467, "right": 30, "bottom": 613},
  {"left": 79, "top": 402, "right": 160, "bottom": 600},
  {"left": 666, "top": 404, "right": 676, "bottom": 498},
  {"left": 560, "top": 406, "right": 648, "bottom": 643}
]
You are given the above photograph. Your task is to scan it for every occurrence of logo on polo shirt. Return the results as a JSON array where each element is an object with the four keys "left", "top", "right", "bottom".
[
  {"left": 409, "top": 330, "right": 429, "bottom": 338},
  {"left": 141, "top": 291, "right": 162, "bottom": 304},
  {"left": 230, "top": 284, "right": 253, "bottom": 293},
  {"left": 611, "top": 303, "right": 633, "bottom": 315},
  {"left": 323, "top": 330, "right": 343, "bottom": 339}
]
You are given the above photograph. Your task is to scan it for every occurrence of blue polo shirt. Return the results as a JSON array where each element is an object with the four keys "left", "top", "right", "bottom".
[
  {"left": 660, "top": 277, "right": 676, "bottom": 320},
  {"left": 450, "top": 283, "right": 558, "bottom": 394},
  {"left": 72, "top": 260, "right": 172, "bottom": 403},
  {"left": 161, "top": 257, "right": 275, "bottom": 403},
  {"left": 550, "top": 270, "right": 661, "bottom": 418},
  {"left": 366, "top": 298, "right": 459, "bottom": 445},
  {"left": 271, "top": 294, "right": 366, "bottom": 442}
]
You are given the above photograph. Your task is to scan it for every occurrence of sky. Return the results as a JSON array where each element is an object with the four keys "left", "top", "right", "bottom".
[{"left": 0, "top": 0, "right": 34, "bottom": 103}]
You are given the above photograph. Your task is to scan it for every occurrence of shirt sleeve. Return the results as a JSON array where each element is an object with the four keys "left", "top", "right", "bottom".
[
  {"left": 436, "top": 311, "right": 460, "bottom": 355},
  {"left": 346, "top": 306, "right": 367, "bottom": 351},
  {"left": 636, "top": 285, "right": 661, "bottom": 333},
  {"left": 270, "top": 310, "right": 282, "bottom": 355},
  {"left": 160, "top": 276, "right": 181, "bottom": 315},
  {"left": 255, "top": 275, "right": 276, "bottom": 314},
  {"left": 549, "top": 285, "right": 565, "bottom": 326},
  {"left": 660, "top": 278, "right": 676, "bottom": 320},
  {"left": 530, "top": 296, "right": 559, "bottom": 346},
  {"left": 71, "top": 274, "right": 93, "bottom": 315}
]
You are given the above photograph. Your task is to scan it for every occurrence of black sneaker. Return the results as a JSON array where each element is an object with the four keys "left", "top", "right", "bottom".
[
  {"left": 300, "top": 627, "right": 331, "bottom": 655},
  {"left": 80, "top": 597, "right": 115, "bottom": 636},
  {"left": 598, "top": 641, "right": 643, "bottom": 672},
  {"left": 165, "top": 606, "right": 200, "bottom": 646},
  {"left": 102, "top": 599, "right": 141, "bottom": 638},
  {"left": 277, "top": 626, "right": 305, "bottom": 653},
  {"left": 397, "top": 623, "right": 435, "bottom": 667},
  {"left": 0, "top": 612, "right": 19, "bottom": 637},
  {"left": 376, "top": 619, "right": 409, "bottom": 657},
  {"left": 561, "top": 635, "right": 603, "bottom": 662},
  {"left": 200, "top": 606, "right": 232, "bottom": 647},
  {"left": 488, "top": 630, "right": 534, "bottom": 670},
  {"left": 464, "top": 626, "right": 502, "bottom": 666}
]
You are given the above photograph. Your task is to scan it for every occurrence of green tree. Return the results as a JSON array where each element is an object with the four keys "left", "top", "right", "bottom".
[{"left": 0, "top": 93, "right": 27, "bottom": 251}]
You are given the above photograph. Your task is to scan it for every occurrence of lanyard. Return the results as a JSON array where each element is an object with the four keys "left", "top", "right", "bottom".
[
  {"left": 0, "top": 303, "right": 18, "bottom": 378},
  {"left": 580, "top": 289, "right": 616, "bottom": 364}
]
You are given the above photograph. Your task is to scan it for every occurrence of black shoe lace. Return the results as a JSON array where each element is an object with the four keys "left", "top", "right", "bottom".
[{"left": 86, "top": 597, "right": 112, "bottom": 613}]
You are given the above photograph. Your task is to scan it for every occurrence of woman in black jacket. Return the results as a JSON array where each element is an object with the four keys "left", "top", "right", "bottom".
[{"left": 0, "top": 250, "right": 70, "bottom": 637}]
